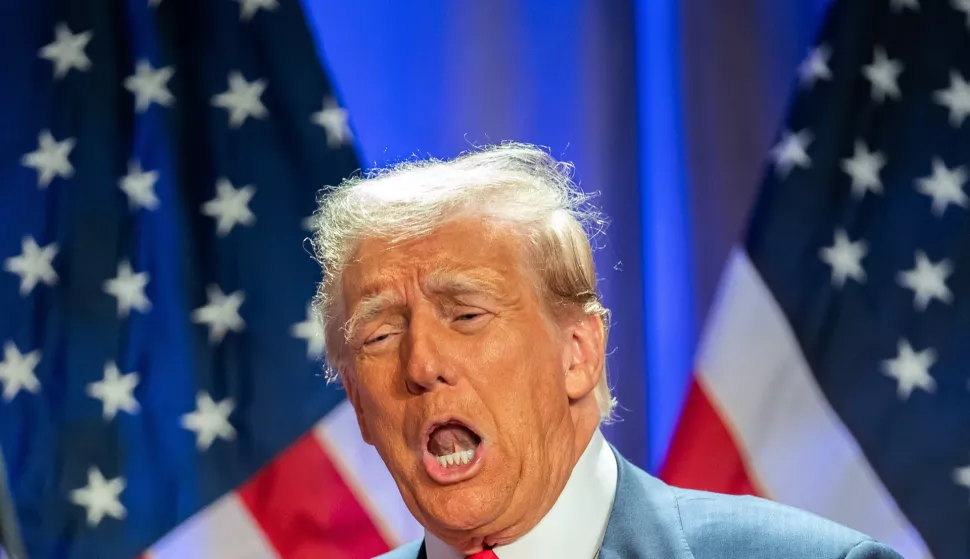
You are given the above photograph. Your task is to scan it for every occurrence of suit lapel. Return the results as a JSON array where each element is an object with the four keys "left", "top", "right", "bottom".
[{"left": 597, "top": 446, "right": 694, "bottom": 559}]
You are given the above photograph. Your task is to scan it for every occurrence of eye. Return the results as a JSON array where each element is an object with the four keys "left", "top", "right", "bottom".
[
  {"left": 362, "top": 327, "right": 400, "bottom": 347},
  {"left": 364, "top": 333, "right": 391, "bottom": 345},
  {"left": 450, "top": 308, "right": 491, "bottom": 330}
]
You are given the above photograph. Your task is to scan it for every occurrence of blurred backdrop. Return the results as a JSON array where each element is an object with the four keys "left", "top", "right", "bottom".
[
  {"left": 306, "top": 0, "right": 832, "bottom": 472},
  {"left": 2, "top": 0, "right": 965, "bottom": 558}
]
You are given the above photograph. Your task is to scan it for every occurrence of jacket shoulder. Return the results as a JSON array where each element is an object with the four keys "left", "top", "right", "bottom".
[
  {"left": 372, "top": 539, "right": 424, "bottom": 559},
  {"left": 670, "top": 487, "right": 903, "bottom": 559}
]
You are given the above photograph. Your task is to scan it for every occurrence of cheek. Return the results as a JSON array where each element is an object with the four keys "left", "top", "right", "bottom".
[
  {"left": 498, "top": 318, "right": 564, "bottom": 386},
  {"left": 475, "top": 321, "right": 568, "bottom": 422},
  {"left": 361, "top": 395, "right": 416, "bottom": 475},
  {"left": 354, "top": 365, "right": 409, "bottom": 451}
]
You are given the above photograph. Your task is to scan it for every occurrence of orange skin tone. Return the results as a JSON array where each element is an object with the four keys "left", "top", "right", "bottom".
[{"left": 337, "top": 218, "right": 606, "bottom": 554}]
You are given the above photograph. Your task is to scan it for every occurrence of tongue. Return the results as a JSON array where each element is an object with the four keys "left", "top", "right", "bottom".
[{"left": 428, "top": 424, "right": 479, "bottom": 456}]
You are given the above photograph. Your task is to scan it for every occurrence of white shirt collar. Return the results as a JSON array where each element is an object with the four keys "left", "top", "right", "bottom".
[{"left": 425, "top": 428, "right": 618, "bottom": 559}]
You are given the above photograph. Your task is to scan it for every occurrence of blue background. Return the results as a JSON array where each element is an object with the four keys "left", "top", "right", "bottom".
[{"left": 301, "top": 0, "right": 833, "bottom": 471}]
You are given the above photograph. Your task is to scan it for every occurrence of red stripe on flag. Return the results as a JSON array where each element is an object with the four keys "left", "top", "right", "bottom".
[
  {"left": 660, "top": 377, "right": 761, "bottom": 496},
  {"left": 237, "top": 431, "right": 391, "bottom": 559}
]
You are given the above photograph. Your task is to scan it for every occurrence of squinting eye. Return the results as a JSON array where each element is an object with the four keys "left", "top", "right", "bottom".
[
  {"left": 455, "top": 313, "right": 482, "bottom": 321},
  {"left": 364, "top": 332, "right": 392, "bottom": 346}
]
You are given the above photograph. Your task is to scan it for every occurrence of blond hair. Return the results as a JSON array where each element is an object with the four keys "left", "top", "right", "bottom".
[{"left": 309, "top": 142, "right": 616, "bottom": 420}]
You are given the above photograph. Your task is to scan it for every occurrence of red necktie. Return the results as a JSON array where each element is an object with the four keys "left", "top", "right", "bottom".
[{"left": 466, "top": 551, "right": 498, "bottom": 559}]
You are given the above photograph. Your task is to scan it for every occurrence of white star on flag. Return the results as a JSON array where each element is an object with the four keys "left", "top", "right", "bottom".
[
  {"left": 897, "top": 251, "right": 953, "bottom": 312},
  {"left": 103, "top": 260, "right": 152, "bottom": 318},
  {"left": 21, "top": 130, "right": 76, "bottom": 188},
  {"left": 934, "top": 71, "right": 970, "bottom": 127},
  {"left": 819, "top": 229, "right": 868, "bottom": 288},
  {"left": 119, "top": 160, "right": 161, "bottom": 211},
  {"left": 955, "top": 0, "right": 970, "bottom": 29},
  {"left": 181, "top": 391, "right": 236, "bottom": 450},
  {"left": 202, "top": 178, "right": 256, "bottom": 236},
  {"left": 3, "top": 237, "right": 59, "bottom": 296},
  {"left": 955, "top": 456, "right": 970, "bottom": 503},
  {"left": 38, "top": 22, "right": 92, "bottom": 79},
  {"left": 311, "top": 97, "right": 353, "bottom": 147},
  {"left": 797, "top": 45, "right": 832, "bottom": 88},
  {"left": 291, "top": 304, "right": 325, "bottom": 359},
  {"left": 86, "top": 361, "right": 140, "bottom": 420},
  {"left": 915, "top": 157, "right": 967, "bottom": 217},
  {"left": 881, "top": 339, "right": 936, "bottom": 400},
  {"left": 124, "top": 59, "right": 175, "bottom": 113},
  {"left": 68, "top": 467, "right": 127, "bottom": 527},
  {"left": 191, "top": 285, "right": 246, "bottom": 343},
  {"left": 235, "top": 0, "right": 279, "bottom": 21},
  {"left": 955, "top": 454, "right": 970, "bottom": 491},
  {"left": 840, "top": 141, "right": 886, "bottom": 198},
  {"left": 770, "top": 129, "right": 813, "bottom": 178},
  {"left": 890, "top": 0, "right": 919, "bottom": 12},
  {"left": 862, "top": 46, "right": 903, "bottom": 103},
  {"left": 0, "top": 341, "right": 42, "bottom": 402},
  {"left": 211, "top": 71, "right": 268, "bottom": 128}
]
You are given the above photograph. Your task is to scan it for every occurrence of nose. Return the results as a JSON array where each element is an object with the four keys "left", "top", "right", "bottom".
[{"left": 402, "top": 309, "right": 456, "bottom": 395}]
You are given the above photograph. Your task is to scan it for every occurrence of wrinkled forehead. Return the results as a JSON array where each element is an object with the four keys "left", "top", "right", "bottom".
[{"left": 340, "top": 219, "right": 533, "bottom": 307}]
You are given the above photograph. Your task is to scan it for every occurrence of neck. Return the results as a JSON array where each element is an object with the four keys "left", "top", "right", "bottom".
[{"left": 568, "top": 398, "right": 603, "bottom": 464}]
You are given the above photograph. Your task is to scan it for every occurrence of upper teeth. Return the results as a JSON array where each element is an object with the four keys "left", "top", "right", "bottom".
[{"left": 435, "top": 449, "right": 474, "bottom": 468}]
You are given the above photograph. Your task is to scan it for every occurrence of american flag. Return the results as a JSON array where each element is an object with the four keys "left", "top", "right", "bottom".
[
  {"left": 0, "top": 1, "right": 422, "bottom": 558},
  {"left": 662, "top": 1, "right": 970, "bottom": 558}
]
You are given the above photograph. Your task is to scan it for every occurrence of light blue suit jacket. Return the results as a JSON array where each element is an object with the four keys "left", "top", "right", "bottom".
[{"left": 376, "top": 446, "right": 903, "bottom": 559}]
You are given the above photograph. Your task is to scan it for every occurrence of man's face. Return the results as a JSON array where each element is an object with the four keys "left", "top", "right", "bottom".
[{"left": 338, "top": 219, "right": 595, "bottom": 545}]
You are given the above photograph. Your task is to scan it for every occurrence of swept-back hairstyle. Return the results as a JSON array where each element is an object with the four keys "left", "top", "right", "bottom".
[{"left": 309, "top": 142, "right": 616, "bottom": 420}]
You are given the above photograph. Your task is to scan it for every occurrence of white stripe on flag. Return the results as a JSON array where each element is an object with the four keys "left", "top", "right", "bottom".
[
  {"left": 316, "top": 400, "right": 424, "bottom": 547},
  {"left": 695, "top": 248, "right": 931, "bottom": 559},
  {"left": 148, "top": 492, "right": 279, "bottom": 559}
]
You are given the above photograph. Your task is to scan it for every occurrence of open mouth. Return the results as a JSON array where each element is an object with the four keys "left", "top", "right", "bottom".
[
  {"left": 421, "top": 418, "right": 486, "bottom": 483},
  {"left": 428, "top": 421, "right": 482, "bottom": 466}
]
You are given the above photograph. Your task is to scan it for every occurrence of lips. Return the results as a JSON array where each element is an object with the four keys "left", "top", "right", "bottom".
[{"left": 420, "top": 417, "right": 487, "bottom": 485}]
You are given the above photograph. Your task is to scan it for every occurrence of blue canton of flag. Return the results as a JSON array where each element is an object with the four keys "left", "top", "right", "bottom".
[
  {"left": 745, "top": 0, "right": 970, "bottom": 557},
  {"left": 0, "top": 0, "right": 360, "bottom": 557}
]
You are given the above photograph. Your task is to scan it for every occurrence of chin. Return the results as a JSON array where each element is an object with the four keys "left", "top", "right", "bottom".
[{"left": 417, "top": 473, "right": 513, "bottom": 533}]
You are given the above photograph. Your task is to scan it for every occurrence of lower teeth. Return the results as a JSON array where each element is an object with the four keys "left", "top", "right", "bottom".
[{"left": 435, "top": 448, "right": 475, "bottom": 467}]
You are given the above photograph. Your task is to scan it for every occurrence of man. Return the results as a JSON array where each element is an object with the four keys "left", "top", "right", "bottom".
[{"left": 309, "top": 143, "right": 903, "bottom": 559}]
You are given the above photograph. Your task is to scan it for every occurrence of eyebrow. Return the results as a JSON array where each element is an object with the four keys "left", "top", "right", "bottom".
[
  {"left": 344, "top": 292, "right": 399, "bottom": 345},
  {"left": 424, "top": 269, "right": 505, "bottom": 298},
  {"left": 343, "top": 269, "right": 506, "bottom": 343}
]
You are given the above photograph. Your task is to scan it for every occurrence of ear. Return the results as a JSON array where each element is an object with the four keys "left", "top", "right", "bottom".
[
  {"left": 338, "top": 364, "right": 375, "bottom": 446},
  {"left": 562, "top": 314, "right": 605, "bottom": 402}
]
